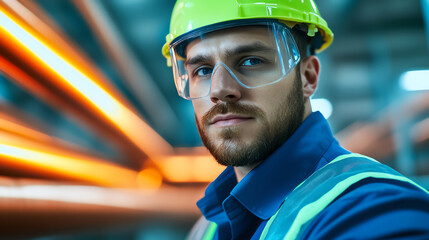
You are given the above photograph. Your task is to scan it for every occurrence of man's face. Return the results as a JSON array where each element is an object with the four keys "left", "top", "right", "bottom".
[{"left": 186, "top": 27, "right": 305, "bottom": 167}]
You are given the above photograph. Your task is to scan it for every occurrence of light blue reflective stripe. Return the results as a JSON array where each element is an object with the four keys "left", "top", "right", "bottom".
[{"left": 259, "top": 203, "right": 280, "bottom": 239}]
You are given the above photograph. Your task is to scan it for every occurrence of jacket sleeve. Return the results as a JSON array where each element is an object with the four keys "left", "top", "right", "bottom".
[{"left": 301, "top": 178, "right": 429, "bottom": 239}]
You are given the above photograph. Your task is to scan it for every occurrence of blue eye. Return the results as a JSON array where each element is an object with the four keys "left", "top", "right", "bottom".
[
  {"left": 196, "top": 67, "right": 213, "bottom": 76},
  {"left": 242, "top": 58, "right": 263, "bottom": 66}
]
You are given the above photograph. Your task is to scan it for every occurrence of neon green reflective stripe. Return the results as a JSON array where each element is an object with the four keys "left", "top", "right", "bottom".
[
  {"left": 276, "top": 153, "right": 373, "bottom": 203},
  {"left": 260, "top": 153, "right": 360, "bottom": 240},
  {"left": 330, "top": 153, "right": 378, "bottom": 164},
  {"left": 283, "top": 172, "right": 428, "bottom": 240},
  {"left": 202, "top": 222, "right": 217, "bottom": 240},
  {"left": 330, "top": 153, "right": 428, "bottom": 196},
  {"left": 291, "top": 153, "right": 376, "bottom": 192}
]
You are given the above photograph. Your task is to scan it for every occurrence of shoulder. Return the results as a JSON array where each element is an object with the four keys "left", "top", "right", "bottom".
[{"left": 303, "top": 177, "right": 429, "bottom": 239}]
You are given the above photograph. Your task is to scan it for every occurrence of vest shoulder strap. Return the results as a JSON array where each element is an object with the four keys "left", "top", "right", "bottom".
[
  {"left": 190, "top": 154, "right": 428, "bottom": 240},
  {"left": 187, "top": 216, "right": 217, "bottom": 240},
  {"left": 260, "top": 153, "right": 428, "bottom": 240}
]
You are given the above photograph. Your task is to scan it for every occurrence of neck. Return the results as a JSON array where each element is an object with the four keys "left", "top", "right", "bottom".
[
  {"left": 234, "top": 162, "right": 260, "bottom": 182},
  {"left": 233, "top": 109, "right": 314, "bottom": 182}
]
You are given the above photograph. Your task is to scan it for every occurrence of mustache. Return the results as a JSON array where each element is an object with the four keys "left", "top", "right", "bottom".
[{"left": 202, "top": 102, "right": 264, "bottom": 125}]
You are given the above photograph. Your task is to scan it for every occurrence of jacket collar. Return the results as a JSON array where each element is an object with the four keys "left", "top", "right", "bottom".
[{"left": 197, "top": 111, "right": 337, "bottom": 220}]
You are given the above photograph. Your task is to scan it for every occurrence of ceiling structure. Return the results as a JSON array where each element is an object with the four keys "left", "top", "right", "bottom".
[
  {"left": 0, "top": 0, "right": 428, "bottom": 238},
  {"left": 1, "top": 0, "right": 428, "bottom": 161}
]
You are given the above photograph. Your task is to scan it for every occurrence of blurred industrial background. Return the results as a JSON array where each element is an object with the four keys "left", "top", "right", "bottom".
[{"left": 0, "top": 0, "right": 428, "bottom": 239}]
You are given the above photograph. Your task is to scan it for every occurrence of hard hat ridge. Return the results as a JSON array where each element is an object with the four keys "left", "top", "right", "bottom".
[{"left": 163, "top": 0, "right": 333, "bottom": 66}]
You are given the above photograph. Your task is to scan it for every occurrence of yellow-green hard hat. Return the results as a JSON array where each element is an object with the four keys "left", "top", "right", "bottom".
[{"left": 162, "top": 0, "right": 334, "bottom": 66}]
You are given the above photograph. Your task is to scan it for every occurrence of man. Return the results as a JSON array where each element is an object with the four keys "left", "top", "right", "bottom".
[{"left": 162, "top": 0, "right": 429, "bottom": 239}]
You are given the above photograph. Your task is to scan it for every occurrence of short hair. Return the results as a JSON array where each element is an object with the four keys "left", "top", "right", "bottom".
[{"left": 290, "top": 24, "right": 324, "bottom": 59}]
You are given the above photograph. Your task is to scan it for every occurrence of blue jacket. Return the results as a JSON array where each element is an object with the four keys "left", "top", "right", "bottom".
[{"left": 196, "top": 112, "right": 429, "bottom": 239}]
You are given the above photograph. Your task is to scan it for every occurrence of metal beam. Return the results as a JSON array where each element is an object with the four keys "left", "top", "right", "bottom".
[
  {"left": 72, "top": 0, "right": 180, "bottom": 135},
  {"left": 0, "top": 2, "right": 175, "bottom": 170},
  {"left": 422, "top": 0, "right": 429, "bottom": 49}
]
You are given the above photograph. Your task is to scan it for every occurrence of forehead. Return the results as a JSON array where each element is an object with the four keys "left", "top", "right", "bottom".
[{"left": 185, "top": 26, "right": 276, "bottom": 58}]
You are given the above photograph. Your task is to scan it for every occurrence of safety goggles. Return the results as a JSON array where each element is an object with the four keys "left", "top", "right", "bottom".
[{"left": 169, "top": 20, "right": 300, "bottom": 100}]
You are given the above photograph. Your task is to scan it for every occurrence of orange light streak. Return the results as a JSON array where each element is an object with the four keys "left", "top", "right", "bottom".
[
  {"left": 0, "top": 0, "right": 129, "bottom": 105},
  {"left": 0, "top": 5, "right": 174, "bottom": 163},
  {"left": 0, "top": 141, "right": 143, "bottom": 188},
  {"left": 0, "top": 116, "right": 53, "bottom": 144},
  {"left": 137, "top": 168, "right": 163, "bottom": 190},
  {"left": 72, "top": 0, "right": 180, "bottom": 134},
  {"left": 0, "top": 4, "right": 225, "bottom": 184},
  {"left": 160, "top": 155, "right": 225, "bottom": 183},
  {"left": 0, "top": 112, "right": 165, "bottom": 188}
]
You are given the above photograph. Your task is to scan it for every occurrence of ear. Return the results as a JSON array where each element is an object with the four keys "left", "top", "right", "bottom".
[{"left": 300, "top": 55, "right": 320, "bottom": 98}]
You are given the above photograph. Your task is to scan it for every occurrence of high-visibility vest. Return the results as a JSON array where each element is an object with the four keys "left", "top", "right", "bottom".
[{"left": 188, "top": 153, "right": 429, "bottom": 240}]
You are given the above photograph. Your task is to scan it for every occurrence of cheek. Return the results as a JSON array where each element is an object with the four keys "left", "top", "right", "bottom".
[
  {"left": 192, "top": 99, "right": 211, "bottom": 120},
  {"left": 253, "top": 82, "right": 294, "bottom": 117}
]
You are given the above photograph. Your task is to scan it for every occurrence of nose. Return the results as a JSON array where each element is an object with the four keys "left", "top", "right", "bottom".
[{"left": 209, "top": 64, "right": 242, "bottom": 103}]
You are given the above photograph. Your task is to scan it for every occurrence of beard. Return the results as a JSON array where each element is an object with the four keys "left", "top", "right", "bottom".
[{"left": 196, "top": 74, "right": 305, "bottom": 167}]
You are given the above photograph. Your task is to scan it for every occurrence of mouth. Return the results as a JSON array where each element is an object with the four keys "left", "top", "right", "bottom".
[{"left": 209, "top": 114, "right": 253, "bottom": 127}]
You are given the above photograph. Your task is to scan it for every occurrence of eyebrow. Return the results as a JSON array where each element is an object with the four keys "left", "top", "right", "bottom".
[
  {"left": 184, "top": 42, "right": 275, "bottom": 67},
  {"left": 184, "top": 54, "right": 213, "bottom": 67},
  {"left": 224, "top": 42, "right": 275, "bottom": 58}
]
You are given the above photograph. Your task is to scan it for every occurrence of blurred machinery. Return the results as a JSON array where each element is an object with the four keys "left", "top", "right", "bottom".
[{"left": 0, "top": 0, "right": 428, "bottom": 239}]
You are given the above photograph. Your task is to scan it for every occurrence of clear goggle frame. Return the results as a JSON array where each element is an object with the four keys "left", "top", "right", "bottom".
[{"left": 169, "top": 20, "right": 301, "bottom": 100}]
